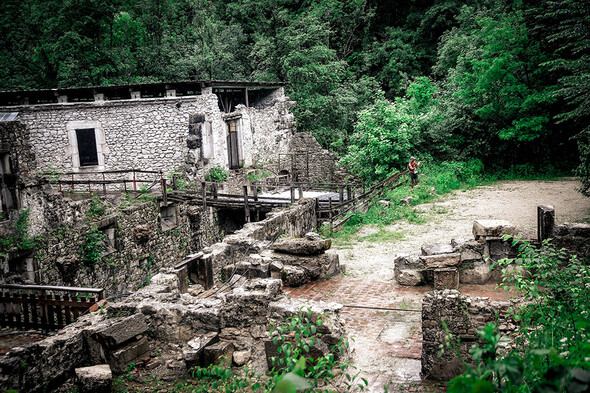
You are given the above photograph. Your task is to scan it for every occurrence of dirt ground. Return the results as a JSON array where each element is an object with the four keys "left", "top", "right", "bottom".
[
  {"left": 338, "top": 178, "right": 590, "bottom": 279},
  {"left": 317, "top": 178, "right": 590, "bottom": 392}
]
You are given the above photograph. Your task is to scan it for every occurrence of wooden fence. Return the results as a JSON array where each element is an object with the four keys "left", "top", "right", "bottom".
[{"left": 0, "top": 284, "right": 104, "bottom": 331}]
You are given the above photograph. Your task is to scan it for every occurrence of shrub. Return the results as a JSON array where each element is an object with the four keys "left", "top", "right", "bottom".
[{"left": 205, "top": 166, "right": 228, "bottom": 182}]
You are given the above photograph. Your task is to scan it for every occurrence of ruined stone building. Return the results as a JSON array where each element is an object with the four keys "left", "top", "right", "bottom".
[{"left": 0, "top": 81, "right": 341, "bottom": 294}]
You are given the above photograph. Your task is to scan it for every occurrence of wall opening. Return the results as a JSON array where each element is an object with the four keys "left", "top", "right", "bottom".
[
  {"left": 217, "top": 208, "right": 246, "bottom": 235},
  {"left": 76, "top": 128, "right": 99, "bottom": 166},
  {"left": 0, "top": 152, "right": 17, "bottom": 218},
  {"left": 160, "top": 205, "right": 177, "bottom": 231},
  {"left": 226, "top": 120, "right": 241, "bottom": 169}
]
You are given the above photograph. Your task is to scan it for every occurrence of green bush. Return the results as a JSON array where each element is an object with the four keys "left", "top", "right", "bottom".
[
  {"left": 447, "top": 238, "right": 590, "bottom": 392},
  {"left": 80, "top": 226, "right": 106, "bottom": 267},
  {"left": 205, "top": 166, "right": 228, "bottom": 182}
]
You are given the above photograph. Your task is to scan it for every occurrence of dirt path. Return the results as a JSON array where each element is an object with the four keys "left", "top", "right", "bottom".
[
  {"left": 288, "top": 179, "right": 590, "bottom": 392},
  {"left": 337, "top": 178, "right": 590, "bottom": 279}
]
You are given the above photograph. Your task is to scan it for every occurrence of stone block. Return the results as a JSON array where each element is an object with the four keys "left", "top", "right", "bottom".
[
  {"left": 109, "top": 336, "right": 151, "bottom": 374},
  {"left": 75, "top": 364, "right": 112, "bottom": 393},
  {"left": 203, "top": 342, "right": 234, "bottom": 368},
  {"left": 487, "top": 239, "right": 518, "bottom": 260},
  {"left": 473, "top": 220, "right": 516, "bottom": 240},
  {"left": 420, "top": 253, "right": 461, "bottom": 269},
  {"left": 183, "top": 332, "right": 219, "bottom": 370},
  {"left": 421, "top": 243, "right": 454, "bottom": 256},
  {"left": 269, "top": 261, "right": 283, "bottom": 279},
  {"left": 459, "top": 260, "right": 492, "bottom": 284},
  {"left": 281, "top": 265, "right": 307, "bottom": 287},
  {"left": 397, "top": 269, "right": 423, "bottom": 286},
  {"left": 271, "top": 237, "right": 330, "bottom": 255},
  {"left": 92, "top": 313, "right": 148, "bottom": 349},
  {"left": 433, "top": 268, "right": 459, "bottom": 290}
]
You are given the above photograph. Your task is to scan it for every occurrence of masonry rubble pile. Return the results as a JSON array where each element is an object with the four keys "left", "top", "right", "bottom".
[
  {"left": 184, "top": 198, "right": 342, "bottom": 287},
  {"left": 0, "top": 271, "right": 347, "bottom": 393},
  {"left": 421, "top": 290, "right": 522, "bottom": 381},
  {"left": 395, "top": 220, "right": 518, "bottom": 289}
]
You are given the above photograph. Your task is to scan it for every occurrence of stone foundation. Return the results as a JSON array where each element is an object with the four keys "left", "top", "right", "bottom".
[{"left": 421, "top": 290, "right": 520, "bottom": 381}]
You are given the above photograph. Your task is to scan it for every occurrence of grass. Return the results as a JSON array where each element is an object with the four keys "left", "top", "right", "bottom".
[{"left": 330, "top": 159, "right": 574, "bottom": 244}]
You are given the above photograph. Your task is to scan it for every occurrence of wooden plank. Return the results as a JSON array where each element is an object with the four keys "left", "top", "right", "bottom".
[
  {"left": 55, "top": 294, "right": 64, "bottom": 328},
  {"left": 47, "top": 296, "right": 55, "bottom": 329},
  {"left": 63, "top": 294, "right": 72, "bottom": 324},
  {"left": 0, "top": 284, "right": 104, "bottom": 294}
]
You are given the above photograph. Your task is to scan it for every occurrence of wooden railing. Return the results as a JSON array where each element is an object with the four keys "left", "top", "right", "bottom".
[
  {"left": 56, "top": 169, "right": 164, "bottom": 195},
  {"left": 0, "top": 284, "right": 104, "bottom": 331}
]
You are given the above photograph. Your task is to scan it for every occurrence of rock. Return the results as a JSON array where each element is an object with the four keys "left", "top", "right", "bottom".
[
  {"left": 91, "top": 313, "right": 148, "bottom": 349},
  {"left": 203, "top": 342, "right": 234, "bottom": 368},
  {"left": 269, "top": 261, "right": 284, "bottom": 279},
  {"left": 473, "top": 220, "right": 516, "bottom": 240},
  {"left": 433, "top": 268, "right": 459, "bottom": 290},
  {"left": 421, "top": 243, "right": 454, "bottom": 256},
  {"left": 420, "top": 253, "right": 461, "bottom": 268},
  {"left": 75, "top": 364, "right": 112, "bottom": 393},
  {"left": 184, "top": 332, "right": 219, "bottom": 369},
  {"left": 271, "top": 237, "right": 330, "bottom": 255},
  {"left": 233, "top": 350, "right": 251, "bottom": 366},
  {"left": 304, "top": 232, "right": 322, "bottom": 241},
  {"left": 397, "top": 269, "right": 423, "bottom": 286},
  {"left": 133, "top": 224, "right": 151, "bottom": 243},
  {"left": 281, "top": 265, "right": 307, "bottom": 287},
  {"left": 459, "top": 261, "right": 492, "bottom": 284},
  {"left": 109, "top": 336, "right": 151, "bottom": 374}
]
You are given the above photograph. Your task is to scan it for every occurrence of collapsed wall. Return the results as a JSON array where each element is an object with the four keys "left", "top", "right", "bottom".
[{"left": 0, "top": 273, "right": 346, "bottom": 393}]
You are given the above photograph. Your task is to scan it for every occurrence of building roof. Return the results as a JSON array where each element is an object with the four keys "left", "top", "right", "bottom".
[{"left": 0, "top": 80, "right": 288, "bottom": 107}]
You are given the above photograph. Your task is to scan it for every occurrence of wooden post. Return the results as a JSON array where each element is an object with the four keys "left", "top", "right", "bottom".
[
  {"left": 88, "top": 181, "right": 91, "bottom": 194},
  {"left": 291, "top": 153, "right": 295, "bottom": 182},
  {"left": 306, "top": 151, "right": 310, "bottom": 184},
  {"left": 102, "top": 173, "right": 107, "bottom": 194},
  {"left": 251, "top": 182, "right": 258, "bottom": 201},
  {"left": 298, "top": 184, "right": 303, "bottom": 200},
  {"left": 172, "top": 174, "right": 178, "bottom": 190},
  {"left": 124, "top": 180, "right": 127, "bottom": 192},
  {"left": 71, "top": 174, "right": 74, "bottom": 191},
  {"left": 290, "top": 185, "right": 295, "bottom": 203},
  {"left": 59, "top": 182, "right": 63, "bottom": 197},
  {"left": 329, "top": 197, "right": 334, "bottom": 232},
  {"left": 162, "top": 179, "right": 168, "bottom": 206},
  {"left": 245, "top": 87, "right": 249, "bottom": 107},
  {"left": 347, "top": 185, "right": 352, "bottom": 201},
  {"left": 201, "top": 182, "right": 207, "bottom": 208},
  {"left": 243, "top": 186, "right": 250, "bottom": 223},
  {"left": 537, "top": 205, "right": 555, "bottom": 242},
  {"left": 133, "top": 168, "right": 137, "bottom": 191},
  {"left": 212, "top": 183, "right": 218, "bottom": 199},
  {"left": 338, "top": 185, "right": 344, "bottom": 203}
]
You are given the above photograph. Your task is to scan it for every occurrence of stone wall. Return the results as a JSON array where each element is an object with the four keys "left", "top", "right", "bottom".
[
  {"left": 197, "top": 198, "right": 318, "bottom": 283},
  {"left": 421, "top": 290, "right": 520, "bottom": 381},
  {"left": 0, "top": 274, "right": 345, "bottom": 393},
  {"left": 1, "top": 88, "right": 295, "bottom": 183},
  {"left": 287, "top": 132, "right": 350, "bottom": 184},
  {"left": 1, "top": 187, "right": 224, "bottom": 296},
  {"left": 554, "top": 222, "right": 590, "bottom": 258}
]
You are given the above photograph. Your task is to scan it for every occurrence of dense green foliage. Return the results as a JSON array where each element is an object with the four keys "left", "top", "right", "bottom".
[
  {"left": 447, "top": 238, "right": 590, "bottom": 392},
  {"left": 0, "top": 0, "right": 588, "bottom": 188}
]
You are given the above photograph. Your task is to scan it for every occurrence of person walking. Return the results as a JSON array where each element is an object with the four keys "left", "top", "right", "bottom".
[{"left": 408, "top": 156, "right": 421, "bottom": 188}]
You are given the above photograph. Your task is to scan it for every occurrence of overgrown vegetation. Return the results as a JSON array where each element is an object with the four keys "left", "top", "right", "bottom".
[
  {"left": 80, "top": 226, "right": 106, "bottom": 267},
  {"left": 0, "top": 209, "right": 40, "bottom": 254},
  {"left": 85, "top": 194, "right": 109, "bottom": 220},
  {"left": 447, "top": 238, "right": 590, "bottom": 392},
  {"left": 1, "top": 0, "right": 587, "bottom": 191},
  {"left": 205, "top": 166, "right": 228, "bottom": 183}
]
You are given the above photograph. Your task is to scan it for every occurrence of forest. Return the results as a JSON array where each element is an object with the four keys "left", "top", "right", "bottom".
[{"left": 0, "top": 0, "right": 588, "bottom": 193}]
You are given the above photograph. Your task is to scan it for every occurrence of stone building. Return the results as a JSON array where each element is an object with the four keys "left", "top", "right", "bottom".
[{"left": 0, "top": 81, "right": 295, "bottom": 184}]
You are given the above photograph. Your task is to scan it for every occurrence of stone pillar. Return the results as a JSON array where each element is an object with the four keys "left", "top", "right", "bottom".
[
  {"left": 537, "top": 205, "right": 555, "bottom": 242},
  {"left": 166, "top": 89, "right": 176, "bottom": 97}
]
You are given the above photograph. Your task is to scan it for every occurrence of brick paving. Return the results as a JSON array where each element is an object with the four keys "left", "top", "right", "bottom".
[{"left": 285, "top": 275, "right": 517, "bottom": 392}]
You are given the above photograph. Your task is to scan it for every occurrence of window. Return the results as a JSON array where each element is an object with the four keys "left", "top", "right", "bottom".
[
  {"left": 76, "top": 128, "right": 99, "bottom": 166},
  {"left": 226, "top": 120, "right": 240, "bottom": 169}
]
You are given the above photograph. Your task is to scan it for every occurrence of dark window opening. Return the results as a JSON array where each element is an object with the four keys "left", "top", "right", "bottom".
[
  {"left": 0, "top": 153, "right": 17, "bottom": 218},
  {"left": 76, "top": 128, "right": 99, "bottom": 166},
  {"left": 227, "top": 120, "right": 240, "bottom": 169}
]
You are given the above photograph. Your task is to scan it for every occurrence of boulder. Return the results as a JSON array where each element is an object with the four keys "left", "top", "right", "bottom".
[
  {"left": 75, "top": 364, "right": 112, "bottom": 393},
  {"left": 473, "top": 220, "right": 516, "bottom": 240},
  {"left": 420, "top": 253, "right": 461, "bottom": 269},
  {"left": 271, "top": 237, "right": 331, "bottom": 255},
  {"left": 233, "top": 350, "right": 251, "bottom": 366}
]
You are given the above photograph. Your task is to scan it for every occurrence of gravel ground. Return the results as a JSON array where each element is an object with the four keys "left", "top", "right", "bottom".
[{"left": 336, "top": 178, "right": 590, "bottom": 280}]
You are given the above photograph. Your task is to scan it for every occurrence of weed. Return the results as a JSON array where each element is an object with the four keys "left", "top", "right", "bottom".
[
  {"left": 205, "top": 166, "right": 228, "bottom": 182},
  {"left": 86, "top": 194, "right": 108, "bottom": 220}
]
